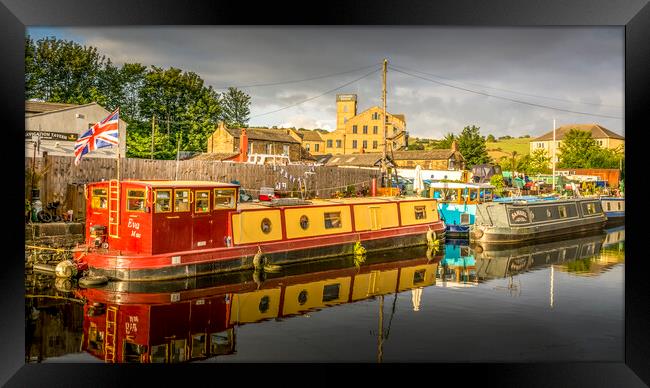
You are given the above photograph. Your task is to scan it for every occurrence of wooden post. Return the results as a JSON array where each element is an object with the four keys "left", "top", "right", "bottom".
[{"left": 151, "top": 114, "right": 155, "bottom": 160}]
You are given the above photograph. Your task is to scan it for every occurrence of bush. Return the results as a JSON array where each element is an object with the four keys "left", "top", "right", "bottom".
[{"left": 490, "top": 174, "right": 506, "bottom": 196}]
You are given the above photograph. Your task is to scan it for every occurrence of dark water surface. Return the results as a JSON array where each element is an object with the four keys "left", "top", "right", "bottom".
[{"left": 25, "top": 227, "right": 624, "bottom": 363}]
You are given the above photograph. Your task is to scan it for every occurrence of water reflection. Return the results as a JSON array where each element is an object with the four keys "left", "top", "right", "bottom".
[{"left": 25, "top": 227, "right": 624, "bottom": 363}]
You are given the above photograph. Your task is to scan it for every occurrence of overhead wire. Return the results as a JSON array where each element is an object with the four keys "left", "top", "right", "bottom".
[
  {"left": 389, "top": 64, "right": 622, "bottom": 109},
  {"left": 214, "top": 63, "right": 381, "bottom": 89},
  {"left": 389, "top": 66, "right": 623, "bottom": 120}
]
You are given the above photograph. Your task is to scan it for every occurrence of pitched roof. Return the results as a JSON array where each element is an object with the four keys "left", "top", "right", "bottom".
[
  {"left": 391, "top": 114, "right": 405, "bottom": 123},
  {"left": 25, "top": 101, "right": 81, "bottom": 115},
  {"left": 391, "top": 149, "right": 463, "bottom": 161},
  {"left": 295, "top": 129, "right": 324, "bottom": 142},
  {"left": 325, "top": 153, "right": 394, "bottom": 167},
  {"left": 225, "top": 127, "right": 301, "bottom": 144},
  {"left": 533, "top": 124, "right": 624, "bottom": 141},
  {"left": 190, "top": 152, "right": 240, "bottom": 161}
]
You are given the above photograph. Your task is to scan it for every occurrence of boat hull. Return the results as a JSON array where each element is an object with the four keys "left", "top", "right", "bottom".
[
  {"left": 604, "top": 211, "right": 625, "bottom": 226},
  {"left": 80, "top": 222, "right": 446, "bottom": 281}
]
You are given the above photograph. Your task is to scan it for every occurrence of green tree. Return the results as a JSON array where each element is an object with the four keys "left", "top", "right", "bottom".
[
  {"left": 27, "top": 36, "right": 106, "bottom": 104},
  {"left": 220, "top": 87, "right": 251, "bottom": 127},
  {"left": 486, "top": 134, "right": 496, "bottom": 142},
  {"left": 490, "top": 174, "right": 505, "bottom": 196},
  {"left": 457, "top": 125, "right": 491, "bottom": 168},
  {"left": 558, "top": 129, "right": 622, "bottom": 169},
  {"left": 527, "top": 149, "right": 552, "bottom": 175}
]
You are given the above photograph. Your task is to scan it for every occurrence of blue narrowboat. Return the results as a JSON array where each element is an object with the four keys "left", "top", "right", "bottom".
[
  {"left": 599, "top": 196, "right": 625, "bottom": 225},
  {"left": 430, "top": 182, "right": 495, "bottom": 238}
]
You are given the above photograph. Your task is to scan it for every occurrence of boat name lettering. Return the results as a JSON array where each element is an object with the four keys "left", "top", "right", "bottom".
[
  {"left": 510, "top": 209, "right": 529, "bottom": 223},
  {"left": 127, "top": 218, "right": 141, "bottom": 238},
  {"left": 125, "top": 315, "right": 139, "bottom": 335}
]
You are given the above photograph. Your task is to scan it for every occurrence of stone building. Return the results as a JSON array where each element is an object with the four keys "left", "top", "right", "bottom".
[
  {"left": 320, "top": 94, "right": 408, "bottom": 155},
  {"left": 25, "top": 101, "right": 128, "bottom": 158}
]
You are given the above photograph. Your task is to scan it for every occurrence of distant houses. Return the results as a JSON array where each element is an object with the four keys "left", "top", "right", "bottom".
[{"left": 529, "top": 123, "right": 624, "bottom": 166}]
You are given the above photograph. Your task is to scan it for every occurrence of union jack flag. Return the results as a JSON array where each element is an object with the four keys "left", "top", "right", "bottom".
[{"left": 74, "top": 108, "right": 120, "bottom": 166}]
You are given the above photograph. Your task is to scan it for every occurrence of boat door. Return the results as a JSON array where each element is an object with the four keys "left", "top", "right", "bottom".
[
  {"left": 370, "top": 206, "right": 382, "bottom": 230},
  {"left": 192, "top": 189, "right": 213, "bottom": 249}
]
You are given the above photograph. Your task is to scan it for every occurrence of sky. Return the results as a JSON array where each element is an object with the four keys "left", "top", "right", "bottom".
[{"left": 27, "top": 26, "right": 624, "bottom": 139}]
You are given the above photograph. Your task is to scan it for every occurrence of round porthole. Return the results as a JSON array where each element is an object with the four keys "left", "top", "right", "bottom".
[
  {"left": 261, "top": 218, "right": 272, "bottom": 234},
  {"left": 259, "top": 295, "right": 270, "bottom": 313},
  {"left": 298, "top": 290, "right": 308, "bottom": 305},
  {"left": 299, "top": 215, "right": 309, "bottom": 230}
]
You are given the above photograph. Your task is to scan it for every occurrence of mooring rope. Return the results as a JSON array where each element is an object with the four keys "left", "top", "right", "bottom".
[{"left": 25, "top": 294, "right": 85, "bottom": 303}]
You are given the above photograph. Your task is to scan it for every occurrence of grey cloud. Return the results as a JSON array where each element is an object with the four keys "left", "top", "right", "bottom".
[{"left": 39, "top": 26, "right": 624, "bottom": 138}]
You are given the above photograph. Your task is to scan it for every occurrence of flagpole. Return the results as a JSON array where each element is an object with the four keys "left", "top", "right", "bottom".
[{"left": 116, "top": 107, "right": 121, "bottom": 182}]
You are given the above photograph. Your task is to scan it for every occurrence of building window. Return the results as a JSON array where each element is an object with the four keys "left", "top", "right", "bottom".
[
  {"left": 324, "top": 212, "right": 342, "bottom": 229},
  {"left": 300, "top": 215, "right": 309, "bottom": 230},
  {"left": 373, "top": 141, "right": 378, "bottom": 149},
  {"left": 127, "top": 190, "right": 146, "bottom": 212},
  {"left": 155, "top": 189, "right": 172, "bottom": 213},
  {"left": 352, "top": 140, "right": 358, "bottom": 149},
  {"left": 195, "top": 190, "right": 210, "bottom": 213},
  {"left": 336, "top": 140, "right": 342, "bottom": 148},
  {"left": 373, "top": 125, "right": 378, "bottom": 134},
  {"left": 352, "top": 125, "right": 357, "bottom": 134},
  {"left": 363, "top": 125, "right": 368, "bottom": 134},
  {"left": 305, "top": 143, "right": 310, "bottom": 152},
  {"left": 214, "top": 188, "right": 236, "bottom": 209},
  {"left": 327, "top": 140, "right": 333, "bottom": 148},
  {"left": 362, "top": 140, "right": 367, "bottom": 149},
  {"left": 247, "top": 142, "right": 253, "bottom": 154},
  {"left": 282, "top": 145, "right": 289, "bottom": 155},
  {"left": 266, "top": 143, "right": 273, "bottom": 154},
  {"left": 174, "top": 189, "right": 191, "bottom": 212},
  {"left": 314, "top": 144, "right": 320, "bottom": 152},
  {"left": 372, "top": 112, "right": 380, "bottom": 120},
  {"left": 91, "top": 188, "right": 108, "bottom": 209},
  {"left": 261, "top": 218, "right": 272, "bottom": 234}
]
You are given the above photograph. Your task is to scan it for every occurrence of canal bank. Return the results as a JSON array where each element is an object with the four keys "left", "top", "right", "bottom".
[{"left": 25, "top": 222, "right": 85, "bottom": 269}]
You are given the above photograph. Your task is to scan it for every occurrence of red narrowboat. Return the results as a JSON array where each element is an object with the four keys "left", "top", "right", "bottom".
[
  {"left": 75, "top": 247, "right": 443, "bottom": 363},
  {"left": 74, "top": 179, "right": 446, "bottom": 281}
]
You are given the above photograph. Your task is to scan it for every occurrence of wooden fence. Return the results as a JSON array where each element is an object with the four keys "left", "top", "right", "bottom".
[{"left": 25, "top": 156, "right": 381, "bottom": 219}]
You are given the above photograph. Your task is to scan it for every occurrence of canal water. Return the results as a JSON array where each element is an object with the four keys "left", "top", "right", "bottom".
[{"left": 25, "top": 226, "right": 624, "bottom": 363}]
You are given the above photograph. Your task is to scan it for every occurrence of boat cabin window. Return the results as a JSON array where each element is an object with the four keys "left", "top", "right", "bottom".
[
  {"left": 586, "top": 203, "right": 597, "bottom": 214},
  {"left": 87, "top": 323, "right": 103, "bottom": 352},
  {"left": 150, "top": 344, "right": 168, "bottom": 363},
  {"left": 300, "top": 215, "right": 309, "bottom": 230},
  {"left": 210, "top": 331, "right": 233, "bottom": 355},
  {"left": 260, "top": 218, "right": 272, "bottom": 234},
  {"left": 91, "top": 188, "right": 108, "bottom": 209},
  {"left": 324, "top": 212, "right": 342, "bottom": 229},
  {"left": 191, "top": 333, "right": 207, "bottom": 359},
  {"left": 414, "top": 206, "right": 427, "bottom": 220},
  {"left": 606, "top": 202, "right": 611, "bottom": 211},
  {"left": 123, "top": 341, "right": 147, "bottom": 363},
  {"left": 484, "top": 189, "right": 493, "bottom": 201},
  {"left": 214, "top": 188, "right": 236, "bottom": 209},
  {"left": 195, "top": 190, "right": 210, "bottom": 213},
  {"left": 155, "top": 190, "right": 172, "bottom": 213},
  {"left": 558, "top": 205, "right": 567, "bottom": 218},
  {"left": 469, "top": 189, "right": 478, "bottom": 201},
  {"left": 259, "top": 295, "right": 271, "bottom": 313},
  {"left": 413, "top": 269, "right": 426, "bottom": 284},
  {"left": 322, "top": 283, "right": 341, "bottom": 302},
  {"left": 174, "top": 189, "right": 191, "bottom": 212},
  {"left": 126, "top": 189, "right": 146, "bottom": 212},
  {"left": 170, "top": 339, "right": 187, "bottom": 363}
]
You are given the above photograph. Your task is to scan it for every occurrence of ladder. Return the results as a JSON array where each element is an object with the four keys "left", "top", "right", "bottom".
[
  {"left": 108, "top": 179, "right": 120, "bottom": 238},
  {"left": 105, "top": 306, "right": 118, "bottom": 363}
]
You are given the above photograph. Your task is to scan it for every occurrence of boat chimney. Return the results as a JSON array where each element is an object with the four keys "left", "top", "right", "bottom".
[{"left": 239, "top": 127, "right": 248, "bottom": 162}]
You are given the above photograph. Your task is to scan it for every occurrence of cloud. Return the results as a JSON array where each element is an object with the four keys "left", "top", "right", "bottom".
[{"left": 31, "top": 26, "right": 624, "bottom": 138}]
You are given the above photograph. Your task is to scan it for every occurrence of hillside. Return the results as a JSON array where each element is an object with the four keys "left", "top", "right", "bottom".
[{"left": 486, "top": 138, "right": 531, "bottom": 162}]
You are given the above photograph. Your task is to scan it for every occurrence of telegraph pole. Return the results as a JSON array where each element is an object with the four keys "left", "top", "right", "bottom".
[
  {"left": 381, "top": 58, "right": 388, "bottom": 188},
  {"left": 552, "top": 118, "right": 556, "bottom": 192},
  {"left": 151, "top": 114, "right": 156, "bottom": 160}
]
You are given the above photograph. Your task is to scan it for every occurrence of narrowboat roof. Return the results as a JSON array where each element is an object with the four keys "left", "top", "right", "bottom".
[
  {"left": 428, "top": 182, "right": 494, "bottom": 189},
  {"left": 92, "top": 180, "right": 240, "bottom": 188},
  {"left": 238, "top": 196, "right": 435, "bottom": 210}
]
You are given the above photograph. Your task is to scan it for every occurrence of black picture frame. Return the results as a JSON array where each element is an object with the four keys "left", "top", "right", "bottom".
[{"left": 2, "top": 0, "right": 648, "bottom": 386}]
